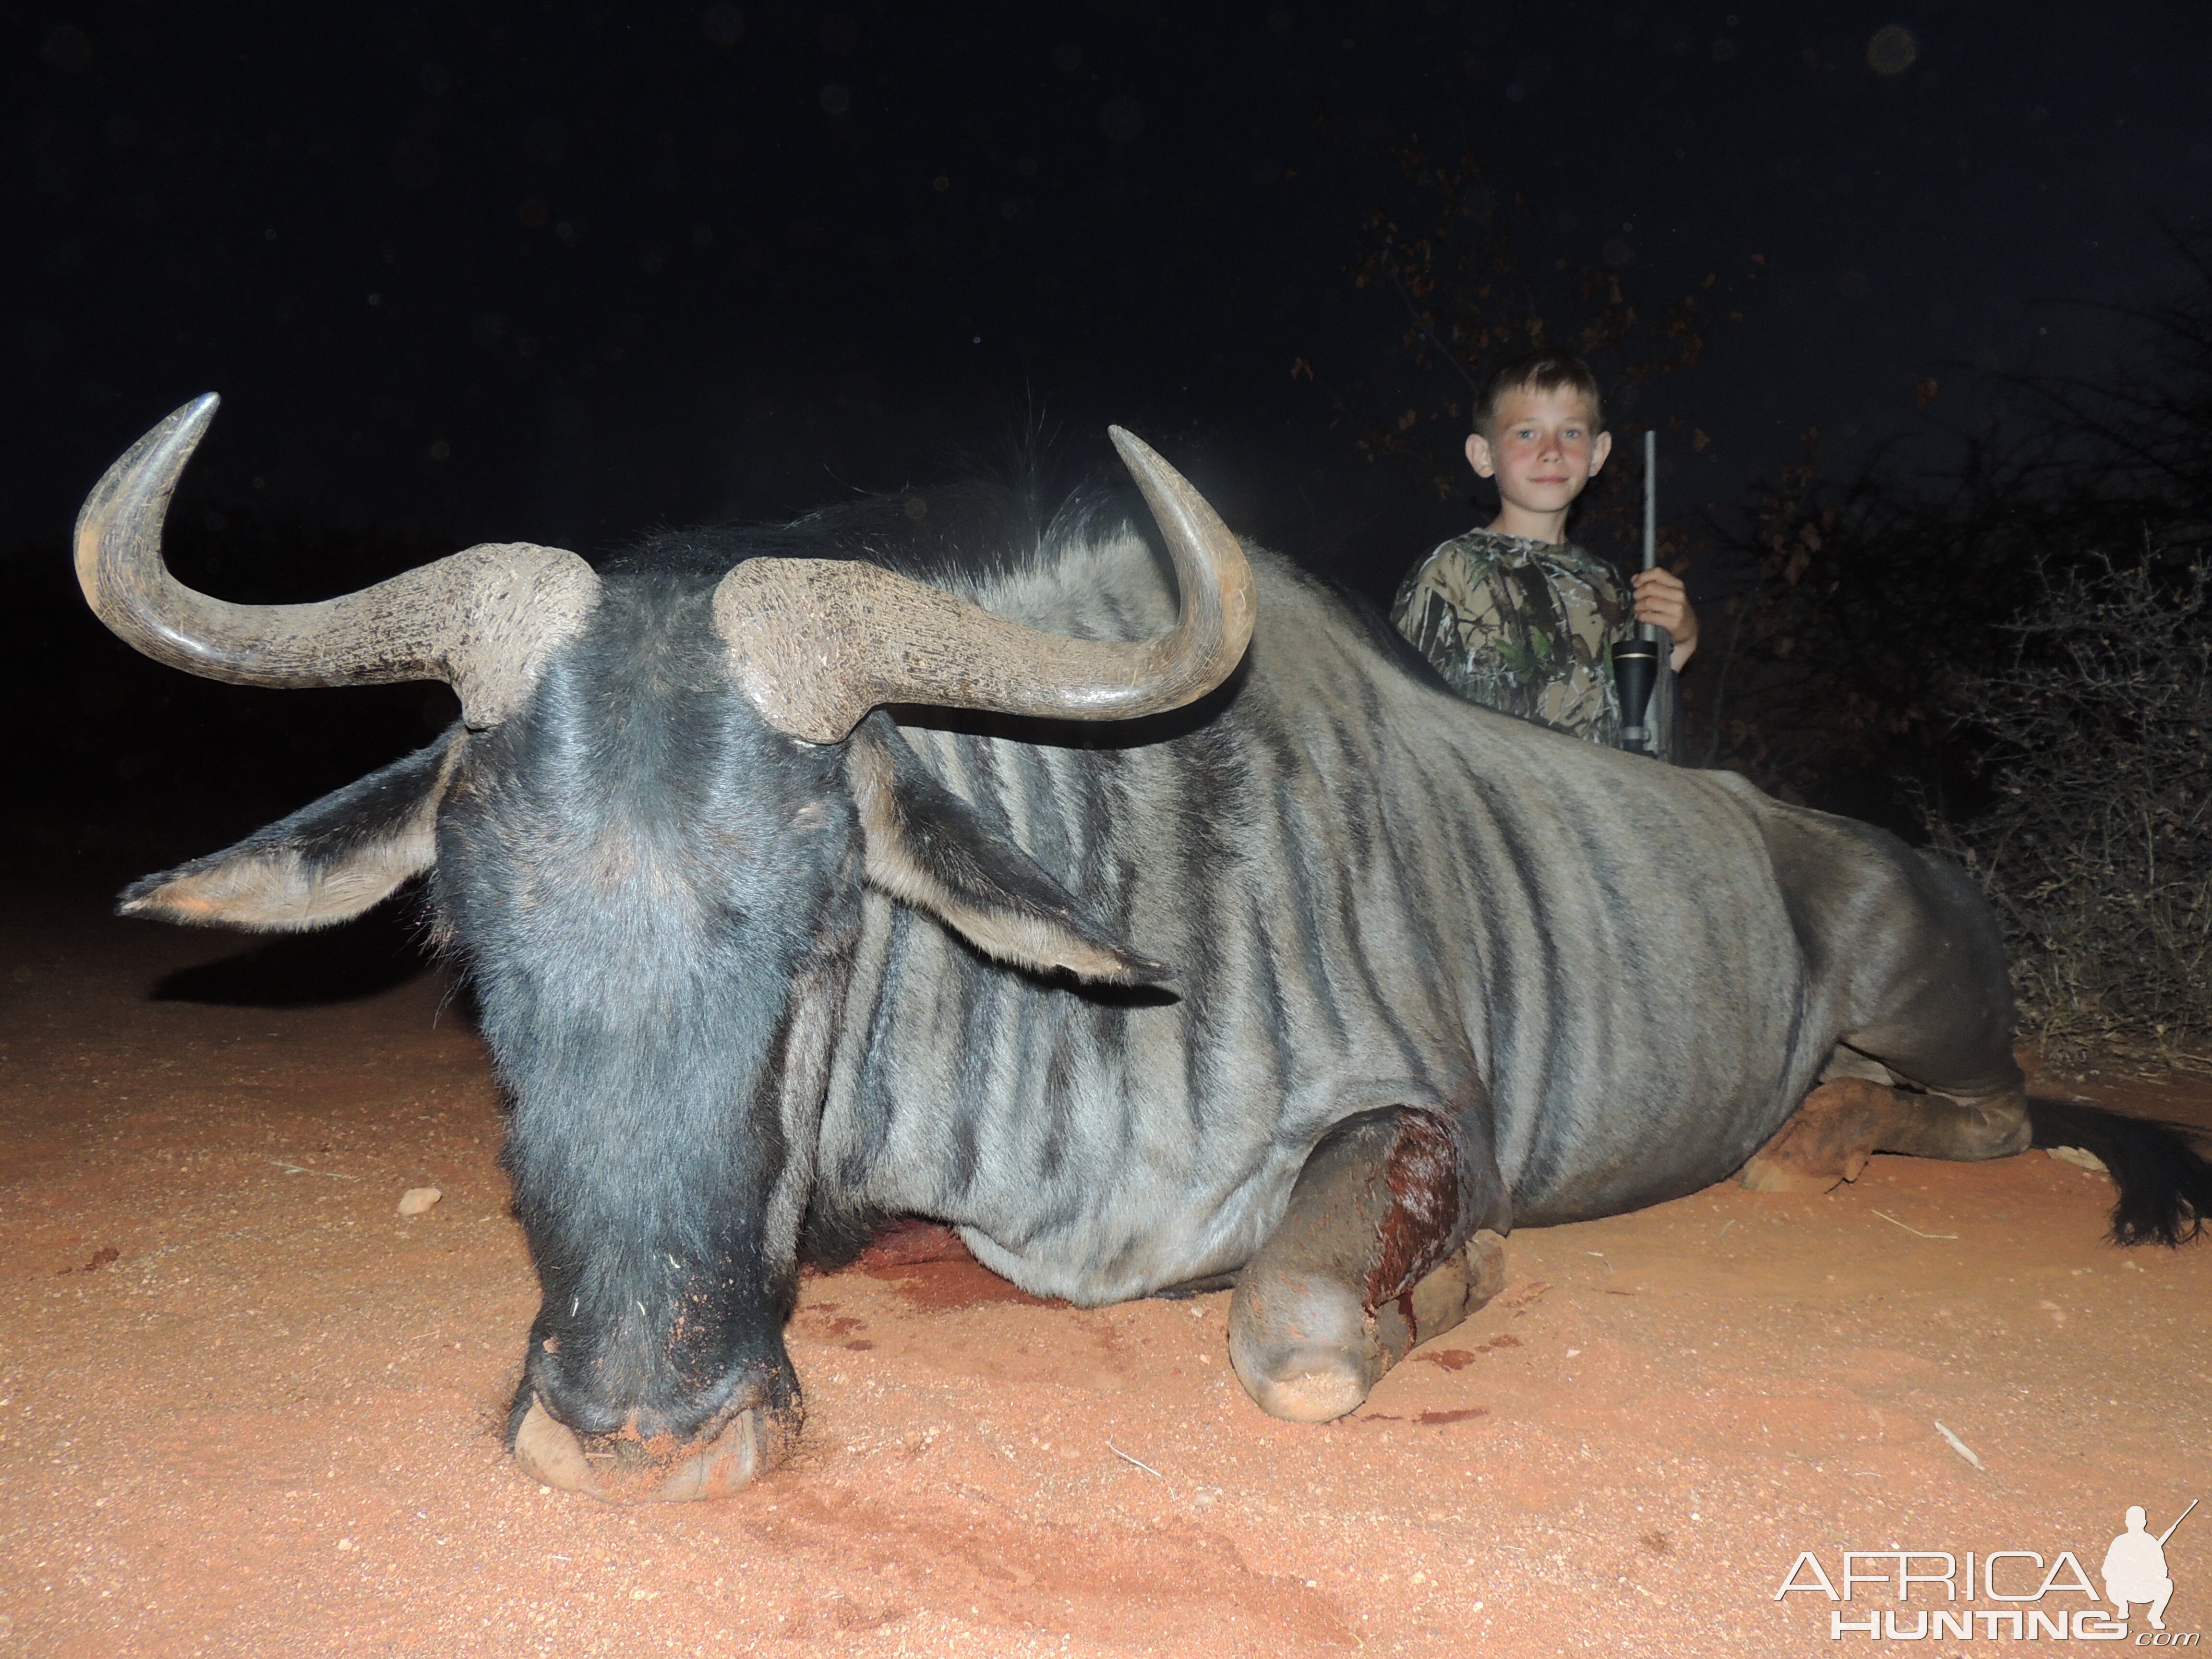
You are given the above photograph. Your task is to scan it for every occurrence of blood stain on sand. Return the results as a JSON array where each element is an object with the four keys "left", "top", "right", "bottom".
[
  {"left": 866, "top": 1257, "right": 1061, "bottom": 1311},
  {"left": 842, "top": 1216, "right": 1062, "bottom": 1310}
]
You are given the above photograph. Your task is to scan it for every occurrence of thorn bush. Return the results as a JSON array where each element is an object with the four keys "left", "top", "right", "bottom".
[{"left": 1929, "top": 556, "right": 2212, "bottom": 1068}]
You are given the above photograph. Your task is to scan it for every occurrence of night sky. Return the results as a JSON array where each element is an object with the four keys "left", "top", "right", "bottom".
[{"left": 9, "top": 1, "right": 2211, "bottom": 610}]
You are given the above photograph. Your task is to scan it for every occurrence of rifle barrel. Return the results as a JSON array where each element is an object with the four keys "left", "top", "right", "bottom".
[
  {"left": 1640, "top": 429, "right": 1659, "bottom": 645},
  {"left": 2159, "top": 1498, "right": 2199, "bottom": 1545}
]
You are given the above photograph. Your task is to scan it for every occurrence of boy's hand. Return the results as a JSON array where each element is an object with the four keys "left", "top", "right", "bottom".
[{"left": 1630, "top": 568, "right": 1699, "bottom": 670}]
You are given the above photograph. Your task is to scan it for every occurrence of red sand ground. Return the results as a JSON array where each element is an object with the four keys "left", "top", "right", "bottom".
[{"left": 5, "top": 860, "right": 2211, "bottom": 1657}]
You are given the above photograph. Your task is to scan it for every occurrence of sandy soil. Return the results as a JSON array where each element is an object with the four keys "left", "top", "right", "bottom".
[{"left": 5, "top": 855, "right": 2211, "bottom": 1658}]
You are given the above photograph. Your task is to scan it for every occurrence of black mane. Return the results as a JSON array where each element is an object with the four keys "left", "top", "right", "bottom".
[{"left": 596, "top": 474, "right": 1145, "bottom": 589}]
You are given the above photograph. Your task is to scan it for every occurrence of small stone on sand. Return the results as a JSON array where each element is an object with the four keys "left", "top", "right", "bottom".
[
  {"left": 2045, "top": 1145, "right": 2109, "bottom": 1175},
  {"left": 398, "top": 1186, "right": 443, "bottom": 1217}
]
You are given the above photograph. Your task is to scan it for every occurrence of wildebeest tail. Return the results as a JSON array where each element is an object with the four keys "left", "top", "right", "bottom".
[{"left": 2028, "top": 1098, "right": 2212, "bottom": 1247}]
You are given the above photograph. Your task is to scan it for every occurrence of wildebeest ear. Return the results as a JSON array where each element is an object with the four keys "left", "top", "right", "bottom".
[
  {"left": 846, "top": 716, "right": 1170, "bottom": 986},
  {"left": 118, "top": 733, "right": 460, "bottom": 931}
]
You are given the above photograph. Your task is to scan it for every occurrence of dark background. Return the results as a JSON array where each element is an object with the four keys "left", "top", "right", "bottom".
[{"left": 7, "top": 0, "right": 2210, "bottom": 834}]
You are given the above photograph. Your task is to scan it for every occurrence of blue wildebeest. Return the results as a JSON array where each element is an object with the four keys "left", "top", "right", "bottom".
[{"left": 77, "top": 397, "right": 2211, "bottom": 1502}]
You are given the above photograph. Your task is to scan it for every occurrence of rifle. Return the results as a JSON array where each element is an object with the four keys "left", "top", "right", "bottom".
[{"left": 1612, "top": 429, "right": 1661, "bottom": 756}]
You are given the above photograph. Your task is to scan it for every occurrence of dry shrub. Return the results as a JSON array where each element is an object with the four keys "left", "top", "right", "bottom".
[{"left": 1929, "top": 556, "right": 2212, "bottom": 1067}]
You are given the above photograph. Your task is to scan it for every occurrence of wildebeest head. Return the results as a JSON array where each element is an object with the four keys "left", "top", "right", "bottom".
[{"left": 76, "top": 397, "right": 1254, "bottom": 1501}]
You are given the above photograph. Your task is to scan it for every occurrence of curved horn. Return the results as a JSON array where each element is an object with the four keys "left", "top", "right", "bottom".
[
  {"left": 712, "top": 426, "right": 1256, "bottom": 742},
  {"left": 75, "top": 396, "right": 600, "bottom": 728}
]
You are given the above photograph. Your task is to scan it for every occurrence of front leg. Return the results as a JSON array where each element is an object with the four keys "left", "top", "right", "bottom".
[{"left": 1229, "top": 1105, "right": 1510, "bottom": 1424}]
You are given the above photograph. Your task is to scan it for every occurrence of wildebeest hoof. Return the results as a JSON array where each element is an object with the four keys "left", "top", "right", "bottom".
[
  {"left": 513, "top": 1395, "right": 798, "bottom": 1503},
  {"left": 1739, "top": 1078, "right": 1887, "bottom": 1192},
  {"left": 1738, "top": 1152, "right": 1852, "bottom": 1194},
  {"left": 1408, "top": 1228, "right": 1507, "bottom": 1334},
  {"left": 1227, "top": 1274, "right": 1386, "bottom": 1424},
  {"left": 1227, "top": 1231, "right": 1508, "bottom": 1424}
]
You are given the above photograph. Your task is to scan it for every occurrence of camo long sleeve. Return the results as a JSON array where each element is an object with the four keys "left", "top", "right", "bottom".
[{"left": 1389, "top": 529, "right": 1677, "bottom": 760}]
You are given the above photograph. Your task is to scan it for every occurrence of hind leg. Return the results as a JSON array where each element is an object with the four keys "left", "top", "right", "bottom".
[
  {"left": 1742, "top": 1071, "right": 2030, "bottom": 1193},
  {"left": 1747, "top": 824, "right": 2031, "bottom": 1191},
  {"left": 1746, "top": 903, "right": 2033, "bottom": 1193},
  {"left": 1228, "top": 1106, "right": 1509, "bottom": 1424}
]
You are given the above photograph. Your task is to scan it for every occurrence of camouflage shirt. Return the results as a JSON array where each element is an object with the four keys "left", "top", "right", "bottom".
[{"left": 1390, "top": 528, "right": 1675, "bottom": 758}]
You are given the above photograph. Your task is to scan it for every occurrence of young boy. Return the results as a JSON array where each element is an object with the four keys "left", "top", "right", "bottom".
[{"left": 1389, "top": 350, "right": 1697, "bottom": 757}]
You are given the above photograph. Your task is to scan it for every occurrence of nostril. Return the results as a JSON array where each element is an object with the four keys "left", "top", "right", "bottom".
[
  {"left": 512, "top": 1390, "right": 799, "bottom": 1504},
  {"left": 525, "top": 1347, "right": 785, "bottom": 1446}
]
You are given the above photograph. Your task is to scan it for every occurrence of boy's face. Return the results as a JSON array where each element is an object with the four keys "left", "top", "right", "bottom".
[{"left": 1466, "top": 384, "right": 1611, "bottom": 517}]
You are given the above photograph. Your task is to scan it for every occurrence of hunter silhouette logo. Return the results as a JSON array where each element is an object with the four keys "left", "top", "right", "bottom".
[
  {"left": 1776, "top": 1498, "right": 2202, "bottom": 1642},
  {"left": 2106, "top": 1501, "right": 2194, "bottom": 1632}
]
